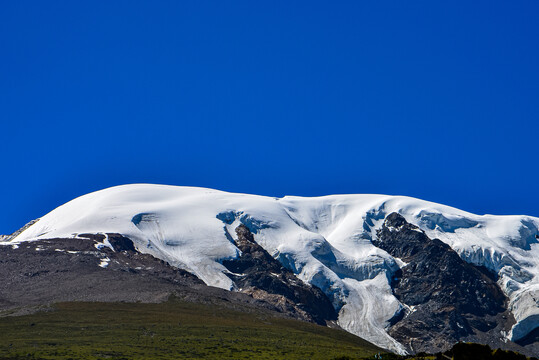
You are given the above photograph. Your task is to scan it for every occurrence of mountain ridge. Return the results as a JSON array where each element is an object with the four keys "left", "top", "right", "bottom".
[{"left": 1, "top": 184, "right": 538, "bottom": 355}]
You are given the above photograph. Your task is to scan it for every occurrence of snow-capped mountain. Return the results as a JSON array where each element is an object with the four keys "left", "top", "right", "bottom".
[{"left": 2, "top": 184, "right": 539, "bottom": 354}]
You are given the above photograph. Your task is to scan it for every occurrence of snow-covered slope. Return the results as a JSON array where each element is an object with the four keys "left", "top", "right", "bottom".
[{"left": 4, "top": 184, "right": 539, "bottom": 353}]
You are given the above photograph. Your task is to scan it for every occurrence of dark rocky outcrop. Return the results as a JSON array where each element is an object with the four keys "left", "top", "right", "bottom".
[
  {"left": 0, "top": 236, "right": 201, "bottom": 311},
  {"left": 78, "top": 233, "right": 137, "bottom": 252},
  {"left": 222, "top": 224, "right": 338, "bottom": 325},
  {"left": 372, "top": 213, "right": 527, "bottom": 355}
]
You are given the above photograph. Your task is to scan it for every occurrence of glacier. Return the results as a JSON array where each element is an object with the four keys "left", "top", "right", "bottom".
[{"left": 3, "top": 184, "right": 539, "bottom": 353}]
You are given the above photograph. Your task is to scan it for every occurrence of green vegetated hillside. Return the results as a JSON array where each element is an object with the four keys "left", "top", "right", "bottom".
[
  {"left": 0, "top": 299, "right": 536, "bottom": 360},
  {"left": 0, "top": 298, "right": 383, "bottom": 360}
]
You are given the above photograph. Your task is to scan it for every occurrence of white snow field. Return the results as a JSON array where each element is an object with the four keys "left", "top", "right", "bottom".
[{"left": 3, "top": 184, "right": 539, "bottom": 353}]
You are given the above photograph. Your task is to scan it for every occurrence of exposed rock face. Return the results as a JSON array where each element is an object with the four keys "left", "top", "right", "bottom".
[
  {"left": 1, "top": 219, "right": 39, "bottom": 242},
  {"left": 222, "top": 224, "right": 338, "bottom": 325},
  {"left": 372, "top": 213, "right": 528, "bottom": 354}
]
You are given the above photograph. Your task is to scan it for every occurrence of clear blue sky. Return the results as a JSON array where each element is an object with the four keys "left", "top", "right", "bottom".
[{"left": 1, "top": 1, "right": 538, "bottom": 233}]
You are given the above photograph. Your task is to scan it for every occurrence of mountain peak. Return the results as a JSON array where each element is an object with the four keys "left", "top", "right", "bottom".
[{"left": 1, "top": 184, "right": 538, "bottom": 355}]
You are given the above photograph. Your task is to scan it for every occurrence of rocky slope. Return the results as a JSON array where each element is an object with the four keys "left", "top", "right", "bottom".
[
  {"left": 0, "top": 234, "right": 336, "bottom": 327},
  {"left": 222, "top": 224, "right": 337, "bottom": 325}
]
